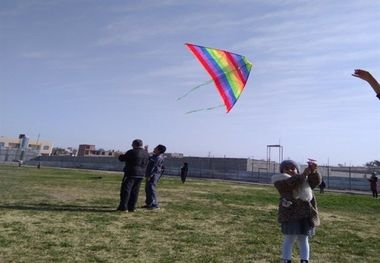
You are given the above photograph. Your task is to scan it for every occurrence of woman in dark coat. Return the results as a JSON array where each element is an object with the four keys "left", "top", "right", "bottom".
[{"left": 272, "top": 160, "right": 321, "bottom": 263}]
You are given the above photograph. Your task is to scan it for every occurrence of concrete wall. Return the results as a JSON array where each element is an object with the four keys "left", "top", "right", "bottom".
[
  {"left": 27, "top": 156, "right": 248, "bottom": 172},
  {"left": 25, "top": 155, "right": 375, "bottom": 192},
  {"left": 0, "top": 148, "right": 39, "bottom": 162},
  {"left": 164, "top": 156, "right": 248, "bottom": 172},
  {"left": 28, "top": 155, "right": 124, "bottom": 171},
  {"left": 164, "top": 166, "right": 372, "bottom": 192}
]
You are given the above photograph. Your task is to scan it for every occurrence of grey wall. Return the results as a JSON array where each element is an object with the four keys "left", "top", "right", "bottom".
[
  {"left": 27, "top": 155, "right": 124, "bottom": 171},
  {"left": 164, "top": 156, "right": 248, "bottom": 172},
  {"left": 0, "top": 148, "right": 39, "bottom": 162},
  {"left": 25, "top": 155, "right": 376, "bottom": 192}
]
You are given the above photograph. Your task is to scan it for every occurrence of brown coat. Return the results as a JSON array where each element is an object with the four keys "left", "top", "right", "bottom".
[{"left": 272, "top": 172, "right": 321, "bottom": 227}]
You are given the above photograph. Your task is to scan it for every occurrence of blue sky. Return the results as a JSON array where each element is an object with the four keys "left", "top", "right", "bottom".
[{"left": 1, "top": 0, "right": 379, "bottom": 166}]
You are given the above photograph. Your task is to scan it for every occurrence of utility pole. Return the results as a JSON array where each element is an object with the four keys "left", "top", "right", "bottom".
[{"left": 36, "top": 133, "right": 40, "bottom": 154}]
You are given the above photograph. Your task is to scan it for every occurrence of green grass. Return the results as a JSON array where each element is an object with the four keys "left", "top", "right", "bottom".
[{"left": 0, "top": 164, "right": 379, "bottom": 262}]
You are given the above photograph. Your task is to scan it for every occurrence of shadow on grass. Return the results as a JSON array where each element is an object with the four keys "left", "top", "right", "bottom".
[{"left": 0, "top": 203, "right": 116, "bottom": 213}]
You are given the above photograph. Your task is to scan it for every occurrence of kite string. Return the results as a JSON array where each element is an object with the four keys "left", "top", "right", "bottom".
[
  {"left": 177, "top": 79, "right": 214, "bottom": 101},
  {"left": 176, "top": 63, "right": 251, "bottom": 101},
  {"left": 185, "top": 104, "right": 224, "bottom": 114}
]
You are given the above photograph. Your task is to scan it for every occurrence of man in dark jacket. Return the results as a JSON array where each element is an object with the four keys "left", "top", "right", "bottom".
[
  {"left": 368, "top": 172, "right": 378, "bottom": 198},
  {"left": 143, "top": 144, "right": 166, "bottom": 210},
  {"left": 117, "top": 139, "right": 149, "bottom": 212},
  {"left": 180, "top": 162, "right": 188, "bottom": 183}
]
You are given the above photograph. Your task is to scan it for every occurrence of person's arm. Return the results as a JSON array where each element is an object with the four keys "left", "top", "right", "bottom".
[
  {"left": 118, "top": 152, "right": 127, "bottom": 162},
  {"left": 274, "top": 173, "right": 305, "bottom": 189},
  {"left": 308, "top": 172, "right": 322, "bottom": 189},
  {"left": 119, "top": 150, "right": 133, "bottom": 162},
  {"left": 304, "top": 163, "right": 321, "bottom": 189},
  {"left": 352, "top": 69, "right": 380, "bottom": 99},
  {"left": 146, "top": 156, "right": 163, "bottom": 178}
]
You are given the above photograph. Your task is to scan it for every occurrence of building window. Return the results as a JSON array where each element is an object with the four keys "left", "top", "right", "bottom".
[
  {"left": 0, "top": 142, "right": 4, "bottom": 147},
  {"left": 43, "top": 145, "right": 50, "bottom": 150}
]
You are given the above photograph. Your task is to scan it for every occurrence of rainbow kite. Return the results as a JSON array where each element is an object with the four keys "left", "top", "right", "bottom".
[{"left": 180, "top": 43, "right": 253, "bottom": 113}]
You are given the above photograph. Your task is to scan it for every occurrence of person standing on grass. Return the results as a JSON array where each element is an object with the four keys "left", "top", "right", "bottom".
[
  {"left": 271, "top": 160, "right": 322, "bottom": 263},
  {"left": 319, "top": 180, "right": 326, "bottom": 194},
  {"left": 367, "top": 172, "right": 378, "bottom": 198},
  {"left": 180, "top": 162, "right": 188, "bottom": 183},
  {"left": 143, "top": 144, "right": 166, "bottom": 210},
  {"left": 117, "top": 139, "right": 149, "bottom": 212}
]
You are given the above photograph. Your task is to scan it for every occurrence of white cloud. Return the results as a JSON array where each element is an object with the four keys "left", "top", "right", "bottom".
[{"left": 21, "top": 51, "right": 50, "bottom": 59}]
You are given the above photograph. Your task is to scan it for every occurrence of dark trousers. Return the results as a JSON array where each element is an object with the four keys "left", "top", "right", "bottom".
[
  {"left": 372, "top": 190, "right": 378, "bottom": 198},
  {"left": 118, "top": 176, "right": 143, "bottom": 211},
  {"left": 145, "top": 175, "right": 160, "bottom": 208},
  {"left": 181, "top": 172, "right": 187, "bottom": 183}
]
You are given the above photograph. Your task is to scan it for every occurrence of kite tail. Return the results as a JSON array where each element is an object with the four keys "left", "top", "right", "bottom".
[
  {"left": 177, "top": 79, "right": 214, "bottom": 101},
  {"left": 185, "top": 104, "right": 224, "bottom": 114}
]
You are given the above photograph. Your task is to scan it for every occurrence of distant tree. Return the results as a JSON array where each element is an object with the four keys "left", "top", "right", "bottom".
[{"left": 365, "top": 160, "right": 380, "bottom": 167}]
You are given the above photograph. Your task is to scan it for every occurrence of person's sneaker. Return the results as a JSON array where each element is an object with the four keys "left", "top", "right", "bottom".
[
  {"left": 116, "top": 208, "right": 127, "bottom": 212},
  {"left": 141, "top": 205, "right": 150, "bottom": 209},
  {"left": 148, "top": 206, "right": 160, "bottom": 210}
]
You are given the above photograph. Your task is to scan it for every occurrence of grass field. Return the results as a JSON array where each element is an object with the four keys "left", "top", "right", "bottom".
[{"left": 0, "top": 164, "right": 379, "bottom": 263}]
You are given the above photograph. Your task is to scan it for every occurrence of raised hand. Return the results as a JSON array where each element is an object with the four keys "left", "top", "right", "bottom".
[{"left": 352, "top": 69, "right": 380, "bottom": 96}]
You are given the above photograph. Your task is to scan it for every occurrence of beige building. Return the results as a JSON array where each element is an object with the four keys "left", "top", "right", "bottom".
[
  {"left": 0, "top": 135, "right": 53, "bottom": 156},
  {"left": 77, "top": 144, "right": 119, "bottom": 157}
]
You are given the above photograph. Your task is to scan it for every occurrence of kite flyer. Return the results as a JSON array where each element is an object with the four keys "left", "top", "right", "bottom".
[
  {"left": 117, "top": 139, "right": 149, "bottom": 212},
  {"left": 271, "top": 160, "right": 321, "bottom": 263},
  {"left": 143, "top": 144, "right": 167, "bottom": 210}
]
